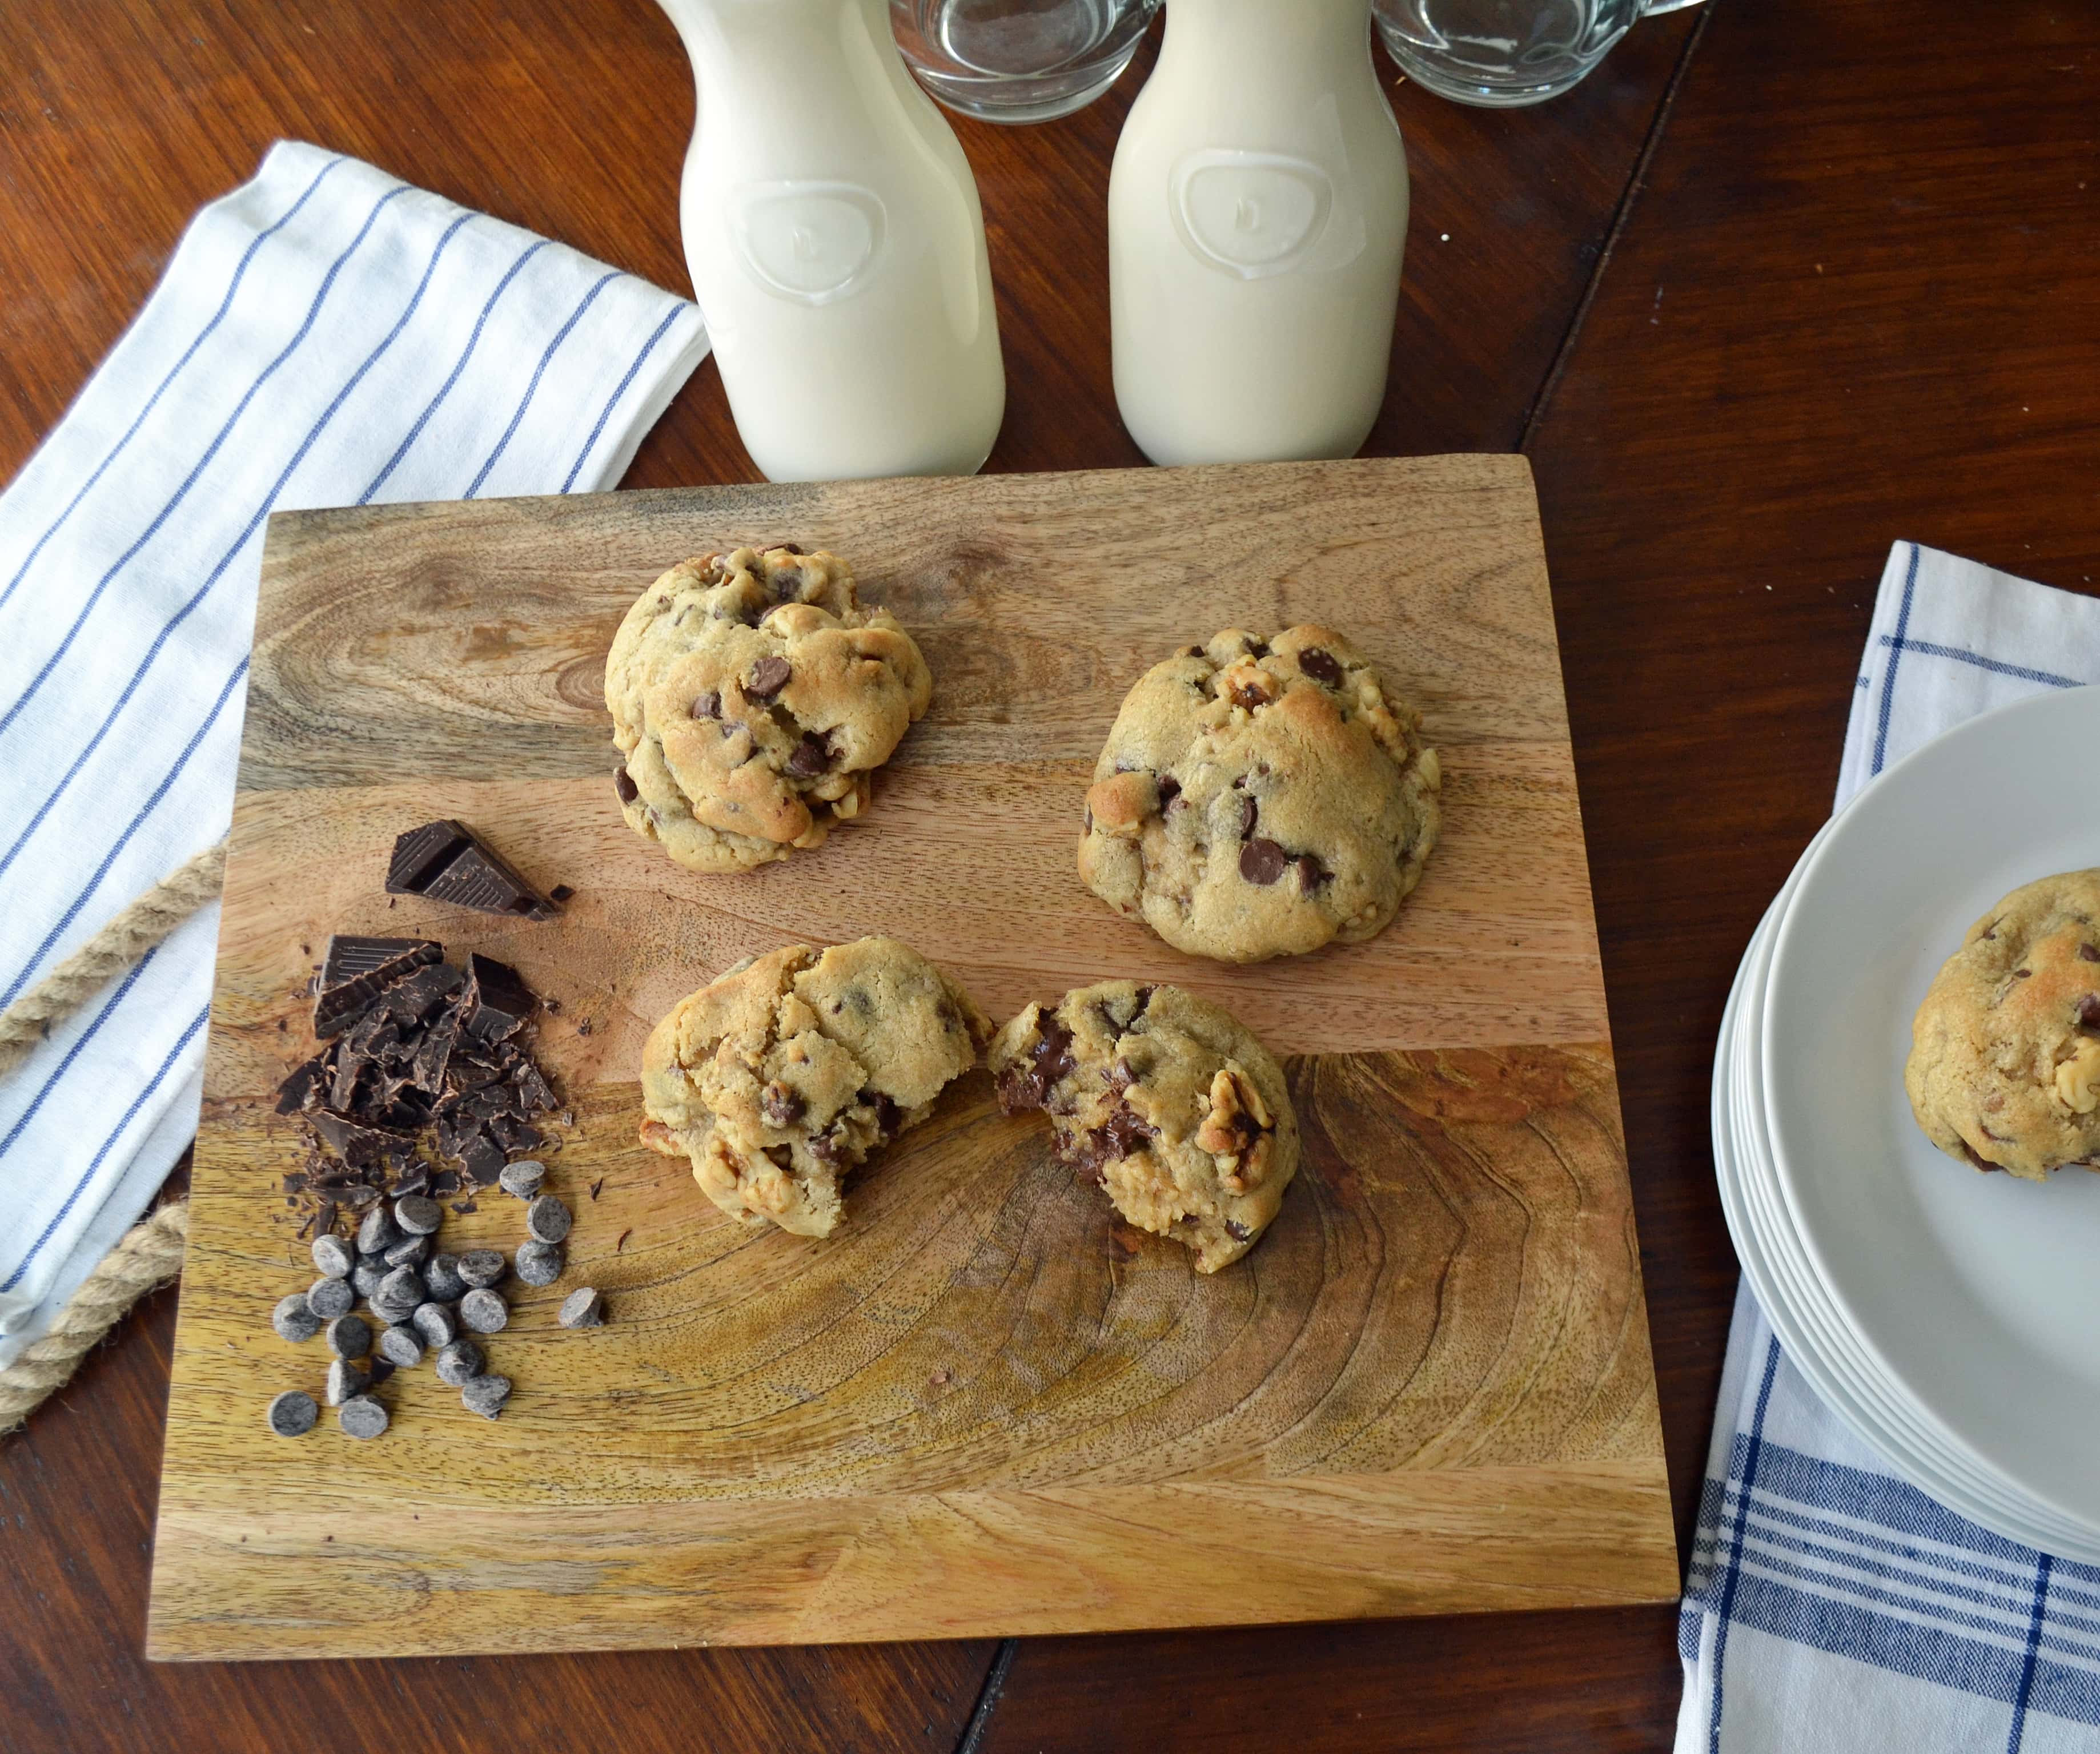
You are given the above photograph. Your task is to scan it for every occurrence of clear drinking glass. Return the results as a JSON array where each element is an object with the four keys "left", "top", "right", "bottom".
[
  {"left": 892, "top": 0, "right": 1163, "bottom": 124},
  {"left": 1372, "top": 0, "right": 1704, "bottom": 107}
]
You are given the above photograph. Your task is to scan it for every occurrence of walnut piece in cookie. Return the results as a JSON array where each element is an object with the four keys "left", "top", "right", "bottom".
[
  {"left": 605, "top": 546, "right": 933, "bottom": 873},
  {"left": 1077, "top": 627, "right": 1440, "bottom": 963},
  {"left": 989, "top": 980, "right": 1299, "bottom": 1272},
  {"left": 639, "top": 938, "right": 990, "bottom": 1236},
  {"left": 1905, "top": 868, "right": 2100, "bottom": 1182}
]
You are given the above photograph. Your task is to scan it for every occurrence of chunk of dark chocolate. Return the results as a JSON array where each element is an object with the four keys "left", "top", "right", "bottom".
[
  {"left": 314, "top": 936, "right": 441, "bottom": 1037},
  {"left": 275, "top": 1052, "right": 332, "bottom": 1115},
  {"left": 386, "top": 819, "right": 561, "bottom": 922},
  {"left": 460, "top": 954, "right": 536, "bottom": 1043}
]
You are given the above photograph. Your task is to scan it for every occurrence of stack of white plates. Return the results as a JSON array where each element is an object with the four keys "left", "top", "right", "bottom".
[{"left": 1714, "top": 684, "right": 2100, "bottom": 1562}]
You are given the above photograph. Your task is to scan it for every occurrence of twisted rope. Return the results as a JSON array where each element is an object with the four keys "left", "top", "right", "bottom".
[
  {"left": 0, "top": 840, "right": 226, "bottom": 1077},
  {"left": 0, "top": 839, "right": 226, "bottom": 1433},
  {"left": 0, "top": 1202, "right": 189, "bottom": 1433}
]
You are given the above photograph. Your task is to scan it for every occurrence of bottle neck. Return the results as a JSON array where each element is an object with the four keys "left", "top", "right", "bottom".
[{"left": 1161, "top": 0, "right": 1374, "bottom": 65}]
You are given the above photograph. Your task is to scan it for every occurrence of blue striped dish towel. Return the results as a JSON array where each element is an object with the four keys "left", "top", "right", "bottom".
[
  {"left": 0, "top": 140, "right": 709, "bottom": 1370},
  {"left": 1680, "top": 543, "right": 2100, "bottom": 1752}
]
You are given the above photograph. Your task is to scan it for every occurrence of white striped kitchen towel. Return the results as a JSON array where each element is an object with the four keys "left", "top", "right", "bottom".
[
  {"left": 1679, "top": 543, "right": 2100, "bottom": 1752},
  {"left": 0, "top": 140, "right": 709, "bottom": 1369}
]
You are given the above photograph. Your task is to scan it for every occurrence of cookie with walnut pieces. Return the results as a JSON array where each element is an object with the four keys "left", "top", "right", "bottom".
[
  {"left": 605, "top": 545, "right": 933, "bottom": 873},
  {"left": 1905, "top": 868, "right": 2100, "bottom": 1182},
  {"left": 990, "top": 980, "right": 1299, "bottom": 1273},
  {"left": 1077, "top": 627, "right": 1440, "bottom": 963},
  {"left": 639, "top": 938, "right": 990, "bottom": 1237}
]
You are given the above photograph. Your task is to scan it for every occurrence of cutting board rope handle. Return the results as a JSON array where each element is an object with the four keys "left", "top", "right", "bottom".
[{"left": 0, "top": 838, "right": 223, "bottom": 1433}]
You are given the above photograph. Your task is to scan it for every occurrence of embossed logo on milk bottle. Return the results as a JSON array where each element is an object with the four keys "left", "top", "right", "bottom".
[
  {"left": 729, "top": 182, "right": 887, "bottom": 305},
  {"left": 1169, "top": 150, "right": 1334, "bottom": 280}
]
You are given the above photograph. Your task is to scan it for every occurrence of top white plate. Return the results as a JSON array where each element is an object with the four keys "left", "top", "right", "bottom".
[{"left": 1762, "top": 685, "right": 2100, "bottom": 1535}]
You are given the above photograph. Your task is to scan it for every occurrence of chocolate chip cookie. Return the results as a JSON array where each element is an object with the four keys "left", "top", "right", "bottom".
[
  {"left": 990, "top": 980, "right": 1299, "bottom": 1272},
  {"left": 1077, "top": 627, "right": 1440, "bottom": 963},
  {"left": 1906, "top": 868, "right": 2100, "bottom": 1182},
  {"left": 605, "top": 546, "right": 933, "bottom": 872},
  {"left": 640, "top": 938, "right": 990, "bottom": 1236}
]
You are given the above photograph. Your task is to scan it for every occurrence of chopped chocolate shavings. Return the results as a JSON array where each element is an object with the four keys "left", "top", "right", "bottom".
[{"left": 276, "top": 936, "right": 563, "bottom": 1237}]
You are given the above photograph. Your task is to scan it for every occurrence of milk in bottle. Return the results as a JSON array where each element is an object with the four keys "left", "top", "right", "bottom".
[
  {"left": 659, "top": 0, "right": 1006, "bottom": 481},
  {"left": 1109, "top": 0, "right": 1408, "bottom": 465}
]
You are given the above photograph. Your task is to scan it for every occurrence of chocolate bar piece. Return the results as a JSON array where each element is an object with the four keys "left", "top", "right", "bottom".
[
  {"left": 460, "top": 954, "right": 536, "bottom": 1043},
  {"left": 314, "top": 937, "right": 441, "bottom": 1037},
  {"left": 274, "top": 1051, "right": 333, "bottom": 1115},
  {"left": 386, "top": 820, "right": 559, "bottom": 921}
]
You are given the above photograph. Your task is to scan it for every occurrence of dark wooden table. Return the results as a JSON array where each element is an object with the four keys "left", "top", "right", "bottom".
[{"left": 2, "top": 1, "right": 2094, "bottom": 1747}]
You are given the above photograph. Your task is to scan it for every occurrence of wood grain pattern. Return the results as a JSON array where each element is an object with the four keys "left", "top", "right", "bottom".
[{"left": 147, "top": 456, "right": 1673, "bottom": 1658}]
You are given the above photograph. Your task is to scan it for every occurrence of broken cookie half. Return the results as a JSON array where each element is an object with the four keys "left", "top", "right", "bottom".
[
  {"left": 990, "top": 980, "right": 1299, "bottom": 1272},
  {"left": 640, "top": 938, "right": 990, "bottom": 1236}
]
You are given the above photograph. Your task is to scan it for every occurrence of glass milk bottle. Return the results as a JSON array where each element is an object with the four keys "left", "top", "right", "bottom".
[
  {"left": 658, "top": 0, "right": 1007, "bottom": 480},
  {"left": 1109, "top": 0, "right": 1408, "bottom": 466}
]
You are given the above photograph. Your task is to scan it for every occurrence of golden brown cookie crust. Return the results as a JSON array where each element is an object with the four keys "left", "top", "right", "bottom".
[
  {"left": 605, "top": 546, "right": 932, "bottom": 872},
  {"left": 989, "top": 980, "right": 1299, "bottom": 1272},
  {"left": 1077, "top": 627, "right": 1440, "bottom": 963},
  {"left": 640, "top": 938, "right": 990, "bottom": 1236},
  {"left": 1905, "top": 868, "right": 2100, "bottom": 1182}
]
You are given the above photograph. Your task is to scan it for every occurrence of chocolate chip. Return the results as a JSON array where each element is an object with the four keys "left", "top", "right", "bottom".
[
  {"left": 326, "top": 1358, "right": 371, "bottom": 1406},
  {"left": 2014, "top": 968, "right": 2033, "bottom": 979},
  {"left": 311, "top": 1234, "right": 355, "bottom": 1279},
  {"left": 457, "top": 1249, "right": 507, "bottom": 1289},
  {"left": 461, "top": 1374, "right": 512, "bottom": 1420},
  {"left": 1081, "top": 1099, "right": 1156, "bottom": 1169},
  {"left": 1297, "top": 646, "right": 1343, "bottom": 685},
  {"left": 423, "top": 1253, "right": 467, "bottom": 1301},
  {"left": 762, "top": 1082, "right": 806, "bottom": 1127},
  {"left": 392, "top": 1194, "right": 442, "bottom": 1236},
  {"left": 514, "top": 1240, "right": 564, "bottom": 1287},
  {"left": 1958, "top": 1141, "right": 1999, "bottom": 1173},
  {"left": 1237, "top": 795, "right": 1258, "bottom": 838},
  {"left": 1295, "top": 853, "right": 1332, "bottom": 892},
  {"left": 384, "top": 1233, "right": 431, "bottom": 1269},
  {"left": 786, "top": 730, "right": 834, "bottom": 777},
  {"left": 375, "top": 1266, "right": 427, "bottom": 1315},
  {"left": 2082, "top": 944, "right": 2100, "bottom": 963},
  {"left": 1240, "top": 838, "right": 1290, "bottom": 885},
  {"left": 1224, "top": 1220, "right": 1253, "bottom": 1242},
  {"left": 267, "top": 1390, "right": 318, "bottom": 1437},
  {"left": 559, "top": 1287, "right": 606, "bottom": 1329},
  {"left": 338, "top": 1395, "right": 390, "bottom": 1439},
  {"left": 691, "top": 689, "right": 721, "bottom": 719},
  {"left": 460, "top": 1288, "right": 509, "bottom": 1334},
  {"left": 870, "top": 1093, "right": 905, "bottom": 1139},
  {"left": 351, "top": 1258, "right": 387, "bottom": 1301},
  {"left": 435, "top": 1338, "right": 485, "bottom": 1386},
  {"left": 2078, "top": 995, "right": 2100, "bottom": 1030},
  {"left": 376, "top": 1325, "right": 424, "bottom": 1369},
  {"left": 614, "top": 766, "right": 639, "bottom": 804},
  {"left": 307, "top": 1276, "right": 355, "bottom": 1321},
  {"left": 745, "top": 656, "right": 792, "bottom": 701},
  {"left": 498, "top": 1159, "right": 545, "bottom": 1200},
  {"left": 272, "top": 1294, "right": 322, "bottom": 1343},
  {"left": 325, "top": 1314, "right": 371, "bottom": 1360},
  {"left": 412, "top": 1302, "right": 459, "bottom": 1349},
  {"left": 1107, "top": 1057, "right": 1139, "bottom": 1093},
  {"left": 358, "top": 1204, "right": 400, "bottom": 1257},
  {"left": 526, "top": 1194, "right": 572, "bottom": 1244},
  {"left": 1157, "top": 775, "right": 1181, "bottom": 810}
]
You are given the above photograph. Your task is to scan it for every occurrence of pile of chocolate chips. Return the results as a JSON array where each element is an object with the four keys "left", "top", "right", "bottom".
[{"left": 277, "top": 936, "right": 565, "bottom": 1238}]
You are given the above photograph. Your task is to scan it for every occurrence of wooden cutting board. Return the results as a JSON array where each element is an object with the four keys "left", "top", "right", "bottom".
[{"left": 147, "top": 454, "right": 1676, "bottom": 1660}]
